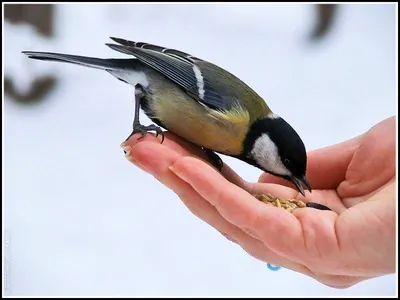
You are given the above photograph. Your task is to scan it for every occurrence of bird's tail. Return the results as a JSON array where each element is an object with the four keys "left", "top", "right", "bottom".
[{"left": 21, "top": 51, "right": 139, "bottom": 71}]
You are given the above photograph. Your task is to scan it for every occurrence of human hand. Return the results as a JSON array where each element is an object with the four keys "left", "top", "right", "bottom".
[{"left": 122, "top": 116, "right": 396, "bottom": 288}]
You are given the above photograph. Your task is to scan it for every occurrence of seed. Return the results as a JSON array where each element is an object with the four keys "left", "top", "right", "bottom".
[
  {"left": 254, "top": 193, "right": 307, "bottom": 213},
  {"left": 294, "top": 200, "right": 306, "bottom": 208}
]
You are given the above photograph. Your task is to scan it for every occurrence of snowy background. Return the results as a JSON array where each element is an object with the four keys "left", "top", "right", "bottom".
[{"left": 3, "top": 3, "right": 397, "bottom": 297}]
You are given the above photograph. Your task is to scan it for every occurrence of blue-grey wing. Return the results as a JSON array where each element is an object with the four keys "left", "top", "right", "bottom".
[{"left": 107, "top": 37, "right": 227, "bottom": 110}]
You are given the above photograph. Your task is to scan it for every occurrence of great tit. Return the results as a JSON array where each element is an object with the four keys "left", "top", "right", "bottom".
[{"left": 22, "top": 37, "right": 312, "bottom": 196}]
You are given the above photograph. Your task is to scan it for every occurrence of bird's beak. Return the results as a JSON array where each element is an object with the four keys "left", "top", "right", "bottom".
[{"left": 290, "top": 175, "right": 312, "bottom": 197}]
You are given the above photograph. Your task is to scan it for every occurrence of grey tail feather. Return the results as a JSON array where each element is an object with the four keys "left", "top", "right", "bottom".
[{"left": 21, "top": 51, "right": 139, "bottom": 70}]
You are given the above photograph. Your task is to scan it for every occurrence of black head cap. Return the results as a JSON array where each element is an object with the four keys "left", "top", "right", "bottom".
[{"left": 242, "top": 116, "right": 311, "bottom": 195}]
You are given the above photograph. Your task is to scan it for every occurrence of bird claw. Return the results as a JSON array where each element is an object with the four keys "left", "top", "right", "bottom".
[{"left": 124, "top": 123, "right": 165, "bottom": 144}]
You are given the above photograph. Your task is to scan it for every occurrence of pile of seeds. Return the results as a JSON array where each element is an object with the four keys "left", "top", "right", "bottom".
[{"left": 254, "top": 193, "right": 306, "bottom": 213}]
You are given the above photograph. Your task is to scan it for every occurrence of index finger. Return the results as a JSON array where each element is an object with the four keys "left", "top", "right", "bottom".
[
  {"left": 169, "top": 156, "right": 307, "bottom": 258},
  {"left": 169, "top": 156, "right": 341, "bottom": 269},
  {"left": 124, "top": 131, "right": 249, "bottom": 189}
]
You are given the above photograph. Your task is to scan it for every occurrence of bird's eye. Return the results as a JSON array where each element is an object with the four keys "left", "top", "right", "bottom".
[{"left": 284, "top": 159, "right": 291, "bottom": 166}]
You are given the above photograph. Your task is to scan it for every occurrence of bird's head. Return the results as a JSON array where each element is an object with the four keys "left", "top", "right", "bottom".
[{"left": 241, "top": 114, "right": 311, "bottom": 196}]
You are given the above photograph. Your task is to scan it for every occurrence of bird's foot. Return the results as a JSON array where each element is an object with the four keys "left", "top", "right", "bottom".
[
  {"left": 203, "top": 148, "right": 223, "bottom": 172},
  {"left": 123, "top": 123, "right": 164, "bottom": 154}
]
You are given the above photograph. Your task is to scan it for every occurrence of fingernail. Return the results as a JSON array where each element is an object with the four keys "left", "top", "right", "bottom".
[
  {"left": 120, "top": 141, "right": 131, "bottom": 153},
  {"left": 121, "top": 143, "right": 133, "bottom": 160},
  {"left": 169, "top": 164, "right": 182, "bottom": 177},
  {"left": 120, "top": 142, "right": 151, "bottom": 173},
  {"left": 168, "top": 164, "right": 186, "bottom": 180},
  {"left": 124, "top": 149, "right": 132, "bottom": 160}
]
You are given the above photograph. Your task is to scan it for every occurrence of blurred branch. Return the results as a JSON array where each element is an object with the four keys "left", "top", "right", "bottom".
[
  {"left": 310, "top": 4, "right": 339, "bottom": 41},
  {"left": 4, "top": 4, "right": 54, "bottom": 36},
  {"left": 4, "top": 76, "right": 58, "bottom": 106},
  {"left": 4, "top": 4, "right": 57, "bottom": 106}
]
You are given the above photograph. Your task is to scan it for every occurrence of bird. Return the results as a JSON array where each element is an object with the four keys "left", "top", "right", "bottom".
[{"left": 22, "top": 37, "right": 312, "bottom": 196}]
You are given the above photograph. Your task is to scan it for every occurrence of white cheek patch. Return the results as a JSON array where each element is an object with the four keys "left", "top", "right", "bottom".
[{"left": 250, "top": 134, "right": 291, "bottom": 176}]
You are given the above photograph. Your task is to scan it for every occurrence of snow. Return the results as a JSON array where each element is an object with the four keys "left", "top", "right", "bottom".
[{"left": 3, "top": 3, "right": 397, "bottom": 296}]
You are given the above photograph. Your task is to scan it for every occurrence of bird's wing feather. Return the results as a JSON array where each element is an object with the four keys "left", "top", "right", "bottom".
[{"left": 107, "top": 37, "right": 226, "bottom": 110}]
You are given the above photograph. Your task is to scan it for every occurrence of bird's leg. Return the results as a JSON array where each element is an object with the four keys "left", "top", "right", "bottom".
[
  {"left": 124, "top": 84, "right": 164, "bottom": 148},
  {"left": 203, "top": 148, "right": 224, "bottom": 172}
]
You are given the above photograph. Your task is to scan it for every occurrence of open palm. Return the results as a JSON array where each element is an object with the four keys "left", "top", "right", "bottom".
[{"left": 123, "top": 116, "right": 396, "bottom": 288}]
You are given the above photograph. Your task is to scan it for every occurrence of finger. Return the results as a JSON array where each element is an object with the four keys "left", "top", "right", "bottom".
[
  {"left": 174, "top": 181, "right": 313, "bottom": 276},
  {"left": 127, "top": 136, "right": 358, "bottom": 281},
  {"left": 129, "top": 137, "right": 341, "bottom": 267},
  {"left": 169, "top": 156, "right": 310, "bottom": 263},
  {"left": 259, "top": 135, "right": 362, "bottom": 190},
  {"left": 337, "top": 116, "right": 396, "bottom": 199},
  {"left": 123, "top": 132, "right": 249, "bottom": 190},
  {"left": 124, "top": 131, "right": 207, "bottom": 163},
  {"left": 125, "top": 135, "right": 372, "bottom": 286},
  {"left": 126, "top": 137, "right": 312, "bottom": 275}
]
